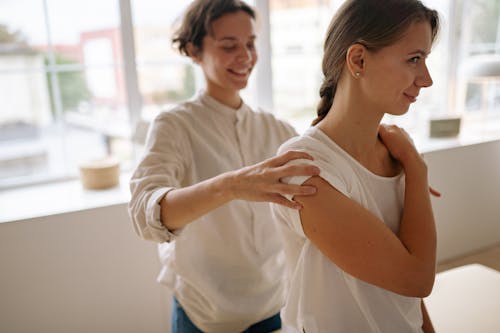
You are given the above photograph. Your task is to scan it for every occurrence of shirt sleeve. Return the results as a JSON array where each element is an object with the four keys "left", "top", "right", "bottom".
[
  {"left": 274, "top": 157, "right": 350, "bottom": 238},
  {"left": 128, "top": 111, "right": 189, "bottom": 243}
]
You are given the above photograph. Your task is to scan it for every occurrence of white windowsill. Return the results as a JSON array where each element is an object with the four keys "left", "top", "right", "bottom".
[
  {"left": 1, "top": 124, "right": 500, "bottom": 224},
  {"left": 413, "top": 117, "right": 500, "bottom": 154},
  {"left": 0, "top": 172, "right": 131, "bottom": 223}
]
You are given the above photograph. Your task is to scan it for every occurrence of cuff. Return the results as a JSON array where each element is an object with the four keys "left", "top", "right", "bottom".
[{"left": 146, "top": 187, "right": 180, "bottom": 242}]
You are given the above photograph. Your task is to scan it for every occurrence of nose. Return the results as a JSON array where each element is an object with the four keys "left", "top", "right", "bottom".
[
  {"left": 236, "top": 46, "right": 253, "bottom": 64},
  {"left": 416, "top": 63, "right": 433, "bottom": 88}
]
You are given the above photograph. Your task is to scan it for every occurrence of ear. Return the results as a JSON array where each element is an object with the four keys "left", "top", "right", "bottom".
[
  {"left": 186, "top": 42, "right": 202, "bottom": 64},
  {"left": 346, "top": 43, "right": 366, "bottom": 79}
]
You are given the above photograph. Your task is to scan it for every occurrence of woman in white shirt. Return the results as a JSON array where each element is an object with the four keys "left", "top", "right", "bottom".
[
  {"left": 271, "top": 0, "right": 440, "bottom": 332},
  {"left": 128, "top": 1, "right": 319, "bottom": 332}
]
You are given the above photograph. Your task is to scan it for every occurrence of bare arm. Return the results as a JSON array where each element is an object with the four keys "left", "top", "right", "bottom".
[
  {"left": 421, "top": 300, "right": 435, "bottom": 333},
  {"left": 162, "top": 151, "right": 320, "bottom": 231},
  {"left": 294, "top": 125, "right": 436, "bottom": 297}
]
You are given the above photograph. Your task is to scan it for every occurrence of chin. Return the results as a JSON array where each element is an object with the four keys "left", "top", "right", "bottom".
[
  {"left": 388, "top": 107, "right": 410, "bottom": 117},
  {"left": 233, "top": 81, "right": 249, "bottom": 90},
  {"left": 396, "top": 102, "right": 411, "bottom": 115}
]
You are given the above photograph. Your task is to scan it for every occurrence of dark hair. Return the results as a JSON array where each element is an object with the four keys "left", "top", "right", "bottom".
[
  {"left": 172, "top": 0, "right": 256, "bottom": 56},
  {"left": 312, "top": 0, "right": 440, "bottom": 126}
]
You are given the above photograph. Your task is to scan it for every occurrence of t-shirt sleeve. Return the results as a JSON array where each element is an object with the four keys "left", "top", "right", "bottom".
[{"left": 273, "top": 157, "right": 350, "bottom": 238}]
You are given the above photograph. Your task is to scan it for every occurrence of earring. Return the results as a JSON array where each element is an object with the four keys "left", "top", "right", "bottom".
[{"left": 355, "top": 72, "right": 360, "bottom": 77}]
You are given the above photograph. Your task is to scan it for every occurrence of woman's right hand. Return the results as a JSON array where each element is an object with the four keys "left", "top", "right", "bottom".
[
  {"left": 378, "top": 124, "right": 426, "bottom": 173},
  {"left": 227, "top": 151, "right": 320, "bottom": 209}
]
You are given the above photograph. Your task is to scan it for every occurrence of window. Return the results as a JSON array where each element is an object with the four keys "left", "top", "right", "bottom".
[
  {"left": 0, "top": 0, "right": 127, "bottom": 187},
  {"left": 269, "top": 0, "right": 336, "bottom": 133},
  {"left": 459, "top": 0, "right": 500, "bottom": 127},
  {"left": 1, "top": 0, "right": 499, "bottom": 189}
]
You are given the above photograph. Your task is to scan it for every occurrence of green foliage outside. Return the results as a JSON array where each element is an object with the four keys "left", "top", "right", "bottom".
[
  {"left": 0, "top": 24, "right": 27, "bottom": 44},
  {"left": 45, "top": 54, "right": 91, "bottom": 115}
]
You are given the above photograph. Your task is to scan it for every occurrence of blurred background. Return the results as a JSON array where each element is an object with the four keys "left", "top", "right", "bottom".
[{"left": 1, "top": 0, "right": 500, "bottom": 190}]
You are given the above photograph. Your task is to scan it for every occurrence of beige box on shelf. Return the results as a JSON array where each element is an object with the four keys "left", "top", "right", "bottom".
[
  {"left": 429, "top": 117, "right": 461, "bottom": 138},
  {"left": 79, "top": 157, "right": 120, "bottom": 190}
]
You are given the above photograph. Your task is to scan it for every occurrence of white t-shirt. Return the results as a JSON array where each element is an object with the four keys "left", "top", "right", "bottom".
[
  {"left": 272, "top": 127, "right": 424, "bottom": 333},
  {"left": 128, "top": 91, "right": 297, "bottom": 333}
]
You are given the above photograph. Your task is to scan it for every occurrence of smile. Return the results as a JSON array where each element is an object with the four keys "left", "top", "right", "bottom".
[
  {"left": 228, "top": 68, "right": 251, "bottom": 77},
  {"left": 404, "top": 93, "right": 417, "bottom": 103}
]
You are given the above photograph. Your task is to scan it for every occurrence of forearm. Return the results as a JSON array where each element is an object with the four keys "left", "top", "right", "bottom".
[
  {"left": 160, "top": 150, "right": 319, "bottom": 231},
  {"left": 398, "top": 161, "right": 437, "bottom": 291},
  {"left": 160, "top": 172, "right": 234, "bottom": 231}
]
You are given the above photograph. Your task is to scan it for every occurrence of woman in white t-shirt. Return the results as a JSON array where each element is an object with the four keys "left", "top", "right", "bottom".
[
  {"left": 272, "top": 0, "right": 440, "bottom": 332},
  {"left": 128, "top": 1, "right": 320, "bottom": 332}
]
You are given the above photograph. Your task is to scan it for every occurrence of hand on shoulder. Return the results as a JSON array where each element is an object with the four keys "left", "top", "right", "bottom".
[
  {"left": 227, "top": 151, "right": 320, "bottom": 209},
  {"left": 378, "top": 124, "right": 426, "bottom": 174}
]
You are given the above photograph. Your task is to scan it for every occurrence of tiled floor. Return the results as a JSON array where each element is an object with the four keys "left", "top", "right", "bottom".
[{"left": 437, "top": 243, "right": 500, "bottom": 273}]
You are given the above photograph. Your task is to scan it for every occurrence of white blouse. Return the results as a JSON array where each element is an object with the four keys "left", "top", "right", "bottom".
[{"left": 128, "top": 91, "right": 297, "bottom": 333}]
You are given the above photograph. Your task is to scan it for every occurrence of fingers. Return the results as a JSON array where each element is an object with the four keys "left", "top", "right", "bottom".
[
  {"left": 268, "top": 150, "right": 314, "bottom": 167},
  {"left": 268, "top": 193, "right": 303, "bottom": 210},
  {"left": 273, "top": 164, "right": 320, "bottom": 179},
  {"left": 377, "top": 124, "right": 393, "bottom": 147},
  {"left": 274, "top": 183, "right": 317, "bottom": 196},
  {"left": 429, "top": 186, "right": 441, "bottom": 197},
  {"left": 378, "top": 123, "right": 392, "bottom": 138},
  {"left": 379, "top": 124, "right": 413, "bottom": 144},
  {"left": 379, "top": 123, "right": 403, "bottom": 141}
]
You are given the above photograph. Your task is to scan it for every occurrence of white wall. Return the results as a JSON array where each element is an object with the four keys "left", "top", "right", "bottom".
[
  {"left": 0, "top": 204, "right": 171, "bottom": 333},
  {"left": 0, "top": 140, "right": 499, "bottom": 333},
  {"left": 425, "top": 139, "right": 500, "bottom": 261}
]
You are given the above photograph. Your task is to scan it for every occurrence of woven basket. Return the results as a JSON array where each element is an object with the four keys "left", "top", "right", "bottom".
[{"left": 79, "top": 157, "right": 120, "bottom": 190}]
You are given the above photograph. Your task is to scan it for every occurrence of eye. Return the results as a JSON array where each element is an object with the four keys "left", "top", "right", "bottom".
[
  {"left": 220, "top": 41, "right": 238, "bottom": 53},
  {"left": 221, "top": 44, "right": 237, "bottom": 52},
  {"left": 408, "top": 56, "right": 421, "bottom": 64},
  {"left": 247, "top": 41, "right": 255, "bottom": 50}
]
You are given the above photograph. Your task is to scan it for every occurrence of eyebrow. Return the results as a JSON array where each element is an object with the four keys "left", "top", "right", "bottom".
[
  {"left": 408, "top": 49, "right": 430, "bottom": 57},
  {"left": 215, "top": 35, "right": 256, "bottom": 42}
]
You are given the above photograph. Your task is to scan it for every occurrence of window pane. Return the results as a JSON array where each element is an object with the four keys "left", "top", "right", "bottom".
[
  {"left": 0, "top": 71, "right": 51, "bottom": 181},
  {"left": 0, "top": 0, "right": 47, "bottom": 71},
  {"left": 0, "top": 0, "right": 49, "bottom": 184},
  {"left": 270, "top": 0, "right": 337, "bottom": 132},
  {"left": 464, "top": 0, "right": 500, "bottom": 55},
  {"left": 0, "top": 0, "right": 133, "bottom": 188},
  {"left": 131, "top": 0, "right": 197, "bottom": 119},
  {"left": 461, "top": 0, "right": 500, "bottom": 122}
]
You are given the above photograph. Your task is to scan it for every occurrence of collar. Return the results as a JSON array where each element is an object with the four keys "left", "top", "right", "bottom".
[{"left": 199, "top": 90, "right": 249, "bottom": 121}]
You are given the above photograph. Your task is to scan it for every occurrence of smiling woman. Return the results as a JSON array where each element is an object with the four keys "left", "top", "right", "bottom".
[
  {"left": 271, "top": 0, "right": 440, "bottom": 332},
  {"left": 127, "top": 1, "right": 320, "bottom": 332},
  {"left": 181, "top": 10, "right": 258, "bottom": 108}
]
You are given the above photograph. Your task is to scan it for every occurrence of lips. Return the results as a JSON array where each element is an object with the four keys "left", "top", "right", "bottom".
[
  {"left": 228, "top": 68, "right": 252, "bottom": 78},
  {"left": 404, "top": 93, "right": 417, "bottom": 103}
]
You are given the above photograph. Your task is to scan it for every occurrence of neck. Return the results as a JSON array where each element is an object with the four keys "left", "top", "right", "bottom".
[
  {"left": 318, "top": 86, "right": 383, "bottom": 158},
  {"left": 206, "top": 84, "right": 242, "bottom": 109},
  {"left": 316, "top": 78, "right": 402, "bottom": 177}
]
